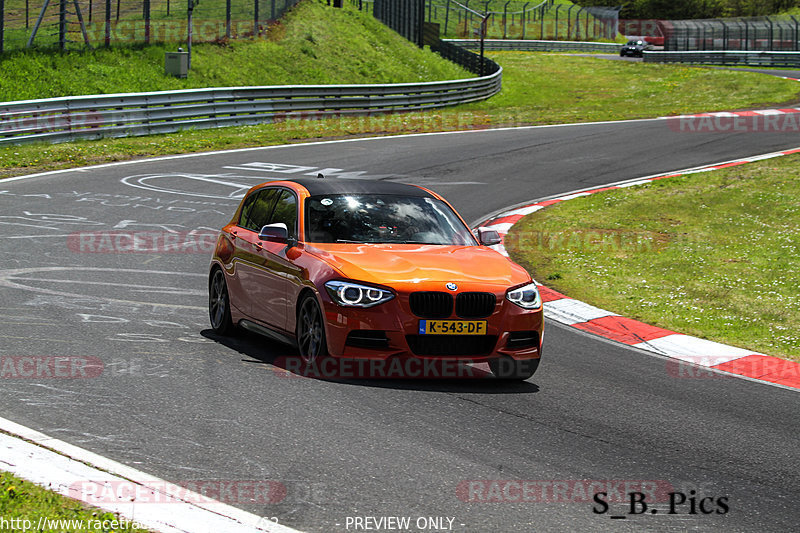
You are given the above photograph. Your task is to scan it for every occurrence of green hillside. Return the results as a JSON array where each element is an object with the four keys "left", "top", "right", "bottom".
[{"left": 0, "top": 0, "right": 471, "bottom": 102}]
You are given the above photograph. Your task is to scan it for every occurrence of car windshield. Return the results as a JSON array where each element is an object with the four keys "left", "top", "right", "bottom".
[
  {"left": 305, "top": 194, "right": 477, "bottom": 245},
  {"left": 627, "top": 40, "right": 644, "bottom": 45}
]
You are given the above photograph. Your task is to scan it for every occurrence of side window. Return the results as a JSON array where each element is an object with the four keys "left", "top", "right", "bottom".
[
  {"left": 239, "top": 189, "right": 279, "bottom": 232},
  {"left": 238, "top": 193, "right": 259, "bottom": 229},
  {"left": 270, "top": 191, "right": 298, "bottom": 239}
]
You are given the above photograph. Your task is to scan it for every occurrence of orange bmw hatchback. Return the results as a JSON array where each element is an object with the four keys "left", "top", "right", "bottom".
[{"left": 208, "top": 178, "right": 543, "bottom": 380}]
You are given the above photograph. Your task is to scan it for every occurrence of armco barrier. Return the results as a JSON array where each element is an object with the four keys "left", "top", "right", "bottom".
[
  {"left": 446, "top": 39, "right": 621, "bottom": 52},
  {"left": 0, "top": 66, "right": 501, "bottom": 145},
  {"left": 643, "top": 50, "right": 800, "bottom": 67}
]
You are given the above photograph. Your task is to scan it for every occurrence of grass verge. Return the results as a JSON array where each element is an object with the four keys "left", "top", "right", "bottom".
[
  {"left": 0, "top": 470, "right": 152, "bottom": 532},
  {"left": 0, "top": 0, "right": 470, "bottom": 101},
  {"left": 505, "top": 154, "right": 800, "bottom": 361},
  {"left": 2, "top": 53, "right": 798, "bottom": 179}
]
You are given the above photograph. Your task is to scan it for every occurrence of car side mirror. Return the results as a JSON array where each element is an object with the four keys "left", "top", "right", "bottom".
[
  {"left": 476, "top": 227, "right": 502, "bottom": 246},
  {"left": 258, "top": 223, "right": 288, "bottom": 243}
]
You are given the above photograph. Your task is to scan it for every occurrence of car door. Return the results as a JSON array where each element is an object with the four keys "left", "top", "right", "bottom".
[
  {"left": 229, "top": 188, "right": 280, "bottom": 317},
  {"left": 248, "top": 189, "right": 304, "bottom": 332}
]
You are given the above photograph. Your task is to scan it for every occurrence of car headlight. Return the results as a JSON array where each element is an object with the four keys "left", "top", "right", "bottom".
[
  {"left": 325, "top": 281, "right": 394, "bottom": 308},
  {"left": 506, "top": 282, "right": 542, "bottom": 310}
]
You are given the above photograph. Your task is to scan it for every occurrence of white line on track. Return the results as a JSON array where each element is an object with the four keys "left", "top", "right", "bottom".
[
  {"left": 0, "top": 417, "right": 301, "bottom": 533},
  {"left": 0, "top": 115, "right": 672, "bottom": 184}
]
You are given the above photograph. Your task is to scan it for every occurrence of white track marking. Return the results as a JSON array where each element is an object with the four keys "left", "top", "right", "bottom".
[{"left": 0, "top": 417, "right": 301, "bottom": 533}]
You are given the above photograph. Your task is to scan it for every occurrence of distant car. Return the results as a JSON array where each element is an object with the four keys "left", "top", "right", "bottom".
[
  {"left": 620, "top": 39, "right": 649, "bottom": 57},
  {"left": 208, "top": 178, "right": 544, "bottom": 380}
]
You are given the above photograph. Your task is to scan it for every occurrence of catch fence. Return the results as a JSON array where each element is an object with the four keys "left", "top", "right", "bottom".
[
  {"left": 662, "top": 17, "right": 800, "bottom": 51},
  {"left": 0, "top": 0, "right": 301, "bottom": 52}
]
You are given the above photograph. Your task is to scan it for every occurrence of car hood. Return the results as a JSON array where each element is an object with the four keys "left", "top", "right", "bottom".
[{"left": 305, "top": 243, "right": 530, "bottom": 290}]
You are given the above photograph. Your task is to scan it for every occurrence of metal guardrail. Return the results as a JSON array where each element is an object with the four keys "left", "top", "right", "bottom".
[
  {"left": 643, "top": 50, "right": 800, "bottom": 67},
  {"left": 445, "top": 39, "right": 621, "bottom": 52},
  {"left": 434, "top": 39, "right": 502, "bottom": 76},
  {"left": 0, "top": 69, "right": 502, "bottom": 146}
]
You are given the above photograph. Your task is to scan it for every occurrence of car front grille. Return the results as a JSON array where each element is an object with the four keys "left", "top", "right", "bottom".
[
  {"left": 409, "top": 292, "right": 453, "bottom": 319},
  {"left": 409, "top": 291, "right": 497, "bottom": 319},
  {"left": 405, "top": 335, "right": 498, "bottom": 356},
  {"left": 455, "top": 292, "right": 496, "bottom": 318}
]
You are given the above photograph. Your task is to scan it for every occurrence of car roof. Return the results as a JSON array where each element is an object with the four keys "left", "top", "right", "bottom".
[{"left": 267, "top": 177, "right": 435, "bottom": 198}]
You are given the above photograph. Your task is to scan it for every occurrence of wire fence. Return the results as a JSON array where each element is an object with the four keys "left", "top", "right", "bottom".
[
  {"left": 355, "top": 0, "right": 620, "bottom": 41},
  {"left": 662, "top": 17, "right": 800, "bottom": 51},
  {"left": 0, "top": 0, "right": 627, "bottom": 53},
  {"left": 427, "top": 1, "right": 620, "bottom": 41},
  {"left": 0, "top": 0, "right": 301, "bottom": 52}
]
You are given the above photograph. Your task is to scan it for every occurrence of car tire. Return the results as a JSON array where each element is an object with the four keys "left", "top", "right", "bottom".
[
  {"left": 209, "top": 268, "right": 235, "bottom": 336},
  {"left": 297, "top": 293, "right": 328, "bottom": 366},
  {"left": 620, "top": 51, "right": 625, "bottom": 57},
  {"left": 489, "top": 356, "right": 540, "bottom": 380}
]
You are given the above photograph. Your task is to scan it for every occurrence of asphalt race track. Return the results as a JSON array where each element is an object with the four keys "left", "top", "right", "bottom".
[{"left": 1, "top": 118, "right": 800, "bottom": 532}]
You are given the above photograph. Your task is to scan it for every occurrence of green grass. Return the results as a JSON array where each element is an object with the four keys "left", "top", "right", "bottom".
[
  {"left": 0, "top": 0, "right": 471, "bottom": 100},
  {"left": 505, "top": 155, "right": 800, "bottom": 361},
  {"left": 3, "top": 51, "right": 797, "bottom": 179},
  {"left": 0, "top": 470, "right": 153, "bottom": 532},
  {"left": 456, "top": 52, "right": 800, "bottom": 123}
]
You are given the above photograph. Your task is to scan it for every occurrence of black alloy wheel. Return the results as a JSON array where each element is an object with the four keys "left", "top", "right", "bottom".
[
  {"left": 209, "top": 269, "right": 235, "bottom": 335},
  {"left": 297, "top": 293, "right": 328, "bottom": 365}
]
